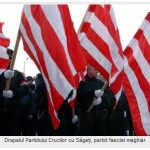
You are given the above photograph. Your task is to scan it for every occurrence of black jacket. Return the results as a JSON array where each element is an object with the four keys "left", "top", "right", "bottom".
[
  {"left": 111, "top": 91, "right": 134, "bottom": 135},
  {"left": 18, "top": 84, "right": 36, "bottom": 116},
  {"left": 75, "top": 75, "right": 115, "bottom": 116},
  {"left": 35, "top": 73, "right": 48, "bottom": 112},
  {"left": 0, "top": 70, "right": 25, "bottom": 113}
]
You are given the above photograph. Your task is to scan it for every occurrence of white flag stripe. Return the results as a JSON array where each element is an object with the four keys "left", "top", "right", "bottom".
[
  {"left": 84, "top": 11, "right": 123, "bottom": 71},
  {"left": 0, "top": 46, "right": 9, "bottom": 59},
  {"left": 115, "top": 87, "right": 122, "bottom": 102},
  {"left": 83, "top": 11, "right": 95, "bottom": 25},
  {"left": 124, "top": 56, "right": 150, "bottom": 135},
  {"left": 0, "top": 69, "right": 6, "bottom": 74},
  {"left": 78, "top": 32, "right": 112, "bottom": 73},
  {"left": 20, "top": 23, "right": 52, "bottom": 102},
  {"left": 42, "top": 70, "right": 59, "bottom": 120},
  {"left": 107, "top": 6, "right": 123, "bottom": 101},
  {"left": 109, "top": 6, "right": 117, "bottom": 31},
  {"left": 41, "top": 5, "right": 76, "bottom": 76},
  {"left": 21, "top": 20, "right": 72, "bottom": 101},
  {"left": 20, "top": 23, "right": 40, "bottom": 66},
  {"left": 0, "top": 24, "right": 9, "bottom": 75},
  {"left": 20, "top": 22, "right": 59, "bottom": 121},
  {"left": 128, "top": 38, "right": 150, "bottom": 84},
  {"left": 0, "top": 33, "right": 9, "bottom": 39},
  {"left": 24, "top": 5, "right": 75, "bottom": 99},
  {"left": 79, "top": 5, "right": 123, "bottom": 102},
  {"left": 109, "top": 69, "right": 121, "bottom": 84},
  {"left": 140, "top": 20, "right": 150, "bottom": 45}
]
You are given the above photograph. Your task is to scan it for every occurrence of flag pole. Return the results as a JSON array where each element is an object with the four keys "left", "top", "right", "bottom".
[
  {"left": 86, "top": 81, "right": 108, "bottom": 113},
  {"left": 5, "top": 30, "right": 21, "bottom": 90}
]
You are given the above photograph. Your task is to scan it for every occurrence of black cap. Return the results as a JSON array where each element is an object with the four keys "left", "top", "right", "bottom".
[
  {"left": 7, "top": 48, "right": 13, "bottom": 59},
  {"left": 26, "top": 76, "right": 34, "bottom": 82}
]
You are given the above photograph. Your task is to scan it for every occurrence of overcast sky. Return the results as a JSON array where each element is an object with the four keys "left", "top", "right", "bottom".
[{"left": 0, "top": 3, "right": 150, "bottom": 77}]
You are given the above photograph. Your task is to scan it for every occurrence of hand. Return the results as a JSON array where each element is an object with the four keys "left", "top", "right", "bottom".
[
  {"left": 94, "top": 89, "right": 104, "bottom": 98},
  {"left": 92, "top": 97, "right": 102, "bottom": 106},
  {"left": 4, "top": 70, "right": 14, "bottom": 79},
  {"left": 3, "top": 90, "right": 14, "bottom": 99},
  {"left": 72, "top": 115, "right": 78, "bottom": 124}
]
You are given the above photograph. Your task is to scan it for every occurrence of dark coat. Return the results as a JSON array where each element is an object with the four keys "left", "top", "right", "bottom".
[
  {"left": 75, "top": 75, "right": 115, "bottom": 116},
  {"left": 110, "top": 91, "right": 134, "bottom": 136},
  {"left": 35, "top": 73, "right": 55, "bottom": 136},
  {"left": 18, "top": 84, "right": 36, "bottom": 116},
  {"left": 75, "top": 75, "right": 116, "bottom": 136},
  {"left": 0, "top": 70, "right": 25, "bottom": 136},
  {"left": 0, "top": 70, "right": 25, "bottom": 113}
]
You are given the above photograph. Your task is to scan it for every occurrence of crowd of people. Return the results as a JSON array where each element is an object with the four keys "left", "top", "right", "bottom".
[{"left": 0, "top": 49, "right": 134, "bottom": 136}]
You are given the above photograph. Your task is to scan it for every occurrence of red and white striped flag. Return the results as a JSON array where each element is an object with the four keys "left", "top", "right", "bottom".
[
  {"left": 0, "top": 22, "right": 10, "bottom": 75},
  {"left": 20, "top": 5, "right": 86, "bottom": 129},
  {"left": 0, "top": 23, "right": 10, "bottom": 48},
  {"left": 123, "top": 13, "right": 150, "bottom": 135},
  {"left": 78, "top": 5, "right": 124, "bottom": 102}
]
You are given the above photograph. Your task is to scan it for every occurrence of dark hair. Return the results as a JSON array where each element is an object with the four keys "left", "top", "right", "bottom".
[
  {"left": 7, "top": 48, "right": 13, "bottom": 60},
  {"left": 26, "top": 76, "right": 34, "bottom": 81}
]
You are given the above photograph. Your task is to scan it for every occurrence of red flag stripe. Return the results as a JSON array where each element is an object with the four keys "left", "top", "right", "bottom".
[
  {"left": 31, "top": 5, "right": 76, "bottom": 86},
  {"left": 79, "top": 33, "right": 112, "bottom": 77},
  {"left": 23, "top": 6, "right": 76, "bottom": 97},
  {"left": 82, "top": 46, "right": 110, "bottom": 81},
  {"left": 79, "top": 5, "right": 123, "bottom": 102},
  {"left": 0, "top": 46, "right": 9, "bottom": 75},
  {"left": 20, "top": 5, "right": 86, "bottom": 128},
  {"left": 80, "top": 22, "right": 112, "bottom": 62},
  {"left": 105, "top": 5, "right": 123, "bottom": 59},
  {"left": 0, "top": 58, "right": 9, "bottom": 68},
  {"left": 128, "top": 39, "right": 150, "bottom": 91},
  {"left": 89, "top": 5, "right": 123, "bottom": 57},
  {"left": 125, "top": 46, "right": 150, "bottom": 113},
  {"left": 0, "top": 22, "right": 9, "bottom": 74},
  {"left": 88, "top": 5, "right": 107, "bottom": 28},
  {"left": 123, "top": 13, "right": 150, "bottom": 135},
  {"left": 139, "top": 20, "right": 150, "bottom": 63},
  {"left": 58, "top": 5, "right": 87, "bottom": 84},
  {"left": 124, "top": 56, "right": 150, "bottom": 135},
  {"left": 134, "top": 30, "right": 150, "bottom": 64},
  {"left": 20, "top": 22, "right": 61, "bottom": 129},
  {"left": 20, "top": 35, "right": 41, "bottom": 70},
  {"left": 0, "top": 23, "right": 10, "bottom": 48},
  {"left": 123, "top": 67, "right": 147, "bottom": 135},
  {"left": 20, "top": 11, "right": 68, "bottom": 107},
  {"left": 83, "top": 11, "right": 123, "bottom": 70}
]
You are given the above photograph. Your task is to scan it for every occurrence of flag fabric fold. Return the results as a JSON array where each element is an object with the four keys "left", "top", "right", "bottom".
[
  {"left": 20, "top": 5, "right": 86, "bottom": 129},
  {"left": 0, "top": 22, "right": 10, "bottom": 75},
  {"left": 123, "top": 12, "right": 150, "bottom": 136},
  {"left": 78, "top": 5, "right": 124, "bottom": 102}
]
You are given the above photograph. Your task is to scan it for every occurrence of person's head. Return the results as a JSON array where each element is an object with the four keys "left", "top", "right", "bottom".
[
  {"left": 26, "top": 76, "right": 34, "bottom": 85},
  {"left": 6, "top": 48, "right": 13, "bottom": 60},
  {"left": 87, "top": 65, "right": 98, "bottom": 79}
]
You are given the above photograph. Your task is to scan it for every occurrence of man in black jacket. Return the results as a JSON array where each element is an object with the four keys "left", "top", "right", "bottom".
[
  {"left": 74, "top": 65, "right": 115, "bottom": 136},
  {"left": 0, "top": 69, "right": 25, "bottom": 135},
  {"left": 0, "top": 48, "right": 26, "bottom": 136},
  {"left": 110, "top": 90, "right": 134, "bottom": 136},
  {"left": 26, "top": 76, "right": 35, "bottom": 92},
  {"left": 18, "top": 79, "right": 36, "bottom": 136},
  {"left": 35, "top": 73, "right": 55, "bottom": 136}
]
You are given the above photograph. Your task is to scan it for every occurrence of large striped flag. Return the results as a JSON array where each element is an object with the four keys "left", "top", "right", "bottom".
[
  {"left": 20, "top": 5, "right": 87, "bottom": 129},
  {"left": 123, "top": 13, "right": 150, "bottom": 135},
  {"left": 78, "top": 5, "right": 124, "bottom": 102},
  {"left": 0, "top": 22, "right": 10, "bottom": 75}
]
